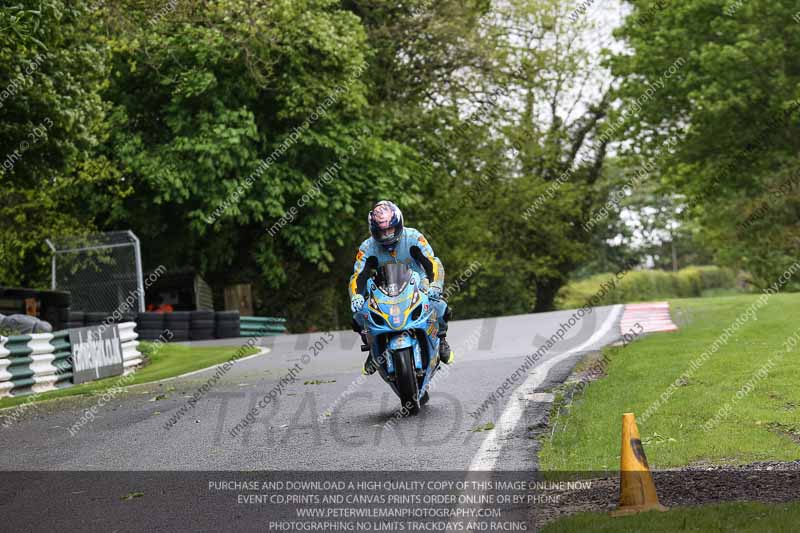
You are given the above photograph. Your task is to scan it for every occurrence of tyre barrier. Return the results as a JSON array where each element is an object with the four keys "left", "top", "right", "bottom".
[
  {"left": 190, "top": 310, "right": 216, "bottom": 341},
  {"left": 0, "top": 336, "right": 28, "bottom": 397},
  {"left": 1, "top": 336, "right": 36, "bottom": 396},
  {"left": 28, "top": 333, "right": 59, "bottom": 394},
  {"left": 0, "top": 337, "right": 10, "bottom": 397},
  {"left": 85, "top": 312, "right": 108, "bottom": 326},
  {"left": 0, "top": 322, "right": 143, "bottom": 399},
  {"left": 216, "top": 311, "right": 240, "bottom": 339},
  {"left": 136, "top": 312, "right": 167, "bottom": 341},
  {"left": 118, "top": 322, "right": 142, "bottom": 375},
  {"left": 51, "top": 330, "right": 73, "bottom": 388},
  {"left": 132, "top": 312, "right": 286, "bottom": 341}
]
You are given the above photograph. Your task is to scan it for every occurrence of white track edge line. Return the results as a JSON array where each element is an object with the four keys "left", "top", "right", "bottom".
[{"left": 468, "top": 304, "right": 623, "bottom": 471}]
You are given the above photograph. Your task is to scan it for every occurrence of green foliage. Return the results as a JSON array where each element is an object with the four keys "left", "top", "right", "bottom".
[
  {"left": 0, "top": 0, "right": 121, "bottom": 287},
  {"left": 611, "top": 0, "right": 800, "bottom": 290},
  {"left": 9, "top": 0, "right": 764, "bottom": 331},
  {"left": 88, "top": 0, "right": 429, "bottom": 330},
  {"left": 436, "top": 0, "right": 622, "bottom": 313},
  {"left": 556, "top": 266, "right": 738, "bottom": 309}
]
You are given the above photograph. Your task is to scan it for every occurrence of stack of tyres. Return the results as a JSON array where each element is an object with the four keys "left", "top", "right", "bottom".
[
  {"left": 164, "top": 312, "right": 190, "bottom": 342},
  {"left": 137, "top": 312, "right": 165, "bottom": 341},
  {"left": 190, "top": 310, "right": 215, "bottom": 341},
  {"left": 215, "top": 311, "right": 240, "bottom": 339},
  {"left": 40, "top": 306, "right": 68, "bottom": 331},
  {"left": 40, "top": 291, "right": 71, "bottom": 331},
  {"left": 85, "top": 312, "right": 108, "bottom": 326},
  {"left": 65, "top": 311, "right": 85, "bottom": 330},
  {"left": 56, "top": 307, "right": 70, "bottom": 330}
]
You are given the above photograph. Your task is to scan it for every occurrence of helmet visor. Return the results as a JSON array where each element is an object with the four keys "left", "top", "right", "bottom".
[{"left": 376, "top": 227, "right": 397, "bottom": 241}]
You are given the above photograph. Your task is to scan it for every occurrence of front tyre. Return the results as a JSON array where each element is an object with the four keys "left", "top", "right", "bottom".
[{"left": 393, "top": 347, "right": 420, "bottom": 415}]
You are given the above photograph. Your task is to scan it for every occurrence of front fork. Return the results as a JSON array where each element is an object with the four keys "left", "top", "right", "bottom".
[{"left": 384, "top": 332, "right": 422, "bottom": 374}]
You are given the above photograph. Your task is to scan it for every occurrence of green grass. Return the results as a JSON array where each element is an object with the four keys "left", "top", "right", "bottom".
[
  {"left": 540, "top": 293, "right": 800, "bottom": 471},
  {"left": 700, "top": 287, "right": 744, "bottom": 298},
  {"left": 0, "top": 342, "right": 259, "bottom": 409},
  {"left": 542, "top": 501, "right": 800, "bottom": 532}
]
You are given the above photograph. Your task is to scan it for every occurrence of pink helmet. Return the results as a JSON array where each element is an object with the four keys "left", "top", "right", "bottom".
[{"left": 368, "top": 200, "right": 404, "bottom": 250}]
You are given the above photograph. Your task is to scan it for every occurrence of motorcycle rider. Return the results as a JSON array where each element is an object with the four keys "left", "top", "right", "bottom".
[{"left": 350, "top": 200, "right": 454, "bottom": 375}]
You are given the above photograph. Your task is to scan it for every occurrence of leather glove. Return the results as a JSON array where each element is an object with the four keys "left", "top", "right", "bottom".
[
  {"left": 350, "top": 294, "right": 365, "bottom": 313},
  {"left": 428, "top": 286, "right": 442, "bottom": 300}
]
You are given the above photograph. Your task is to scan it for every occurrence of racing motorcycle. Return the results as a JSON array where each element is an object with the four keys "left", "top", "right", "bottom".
[{"left": 356, "top": 263, "right": 443, "bottom": 415}]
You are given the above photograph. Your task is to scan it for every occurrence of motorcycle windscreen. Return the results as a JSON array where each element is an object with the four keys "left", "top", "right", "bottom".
[{"left": 375, "top": 263, "right": 412, "bottom": 297}]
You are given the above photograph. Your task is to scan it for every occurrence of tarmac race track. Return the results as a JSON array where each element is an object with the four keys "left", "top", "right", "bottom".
[{"left": 0, "top": 305, "right": 623, "bottom": 531}]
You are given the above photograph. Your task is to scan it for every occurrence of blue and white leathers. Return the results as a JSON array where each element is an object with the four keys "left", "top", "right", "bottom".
[{"left": 349, "top": 227, "right": 447, "bottom": 332}]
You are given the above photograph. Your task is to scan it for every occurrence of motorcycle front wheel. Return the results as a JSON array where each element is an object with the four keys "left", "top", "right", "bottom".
[{"left": 392, "top": 347, "right": 420, "bottom": 415}]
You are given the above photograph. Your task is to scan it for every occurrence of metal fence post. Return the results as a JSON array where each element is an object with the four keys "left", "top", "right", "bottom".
[
  {"left": 46, "top": 231, "right": 146, "bottom": 314},
  {"left": 45, "top": 239, "right": 56, "bottom": 290},
  {"left": 129, "top": 231, "right": 146, "bottom": 313}
]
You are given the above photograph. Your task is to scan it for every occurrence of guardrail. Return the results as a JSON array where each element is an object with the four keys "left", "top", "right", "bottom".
[
  {"left": 28, "top": 332, "right": 58, "bottom": 393},
  {"left": 0, "top": 322, "right": 142, "bottom": 399},
  {"left": 51, "top": 330, "right": 73, "bottom": 387},
  {"left": 0, "top": 335, "right": 36, "bottom": 397},
  {"left": 240, "top": 316, "right": 287, "bottom": 337}
]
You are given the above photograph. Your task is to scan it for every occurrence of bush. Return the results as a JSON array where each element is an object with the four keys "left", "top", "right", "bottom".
[{"left": 555, "top": 266, "right": 738, "bottom": 309}]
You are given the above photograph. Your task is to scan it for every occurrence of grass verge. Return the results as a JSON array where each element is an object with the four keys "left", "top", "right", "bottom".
[
  {"left": 0, "top": 342, "right": 260, "bottom": 410},
  {"left": 541, "top": 501, "right": 800, "bottom": 532},
  {"left": 540, "top": 293, "right": 800, "bottom": 471}
]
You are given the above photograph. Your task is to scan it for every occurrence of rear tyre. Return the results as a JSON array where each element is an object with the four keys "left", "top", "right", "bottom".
[{"left": 393, "top": 348, "right": 420, "bottom": 415}]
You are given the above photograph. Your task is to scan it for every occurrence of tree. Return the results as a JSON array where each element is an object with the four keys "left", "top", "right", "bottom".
[
  {"left": 341, "top": 1, "right": 513, "bottom": 318},
  {"left": 346, "top": 0, "right": 629, "bottom": 314},
  {"left": 94, "top": 0, "right": 424, "bottom": 329},
  {"left": 483, "top": 0, "right": 619, "bottom": 311},
  {"left": 611, "top": 0, "right": 800, "bottom": 289},
  {"left": 0, "top": 1, "right": 121, "bottom": 287}
]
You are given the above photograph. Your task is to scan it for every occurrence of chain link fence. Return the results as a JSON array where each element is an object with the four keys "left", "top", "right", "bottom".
[{"left": 46, "top": 231, "right": 145, "bottom": 314}]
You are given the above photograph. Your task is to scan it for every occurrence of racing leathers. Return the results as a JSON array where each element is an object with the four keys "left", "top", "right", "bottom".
[{"left": 349, "top": 227, "right": 453, "bottom": 372}]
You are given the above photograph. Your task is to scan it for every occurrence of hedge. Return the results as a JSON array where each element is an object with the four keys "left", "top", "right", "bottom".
[{"left": 555, "top": 266, "right": 738, "bottom": 309}]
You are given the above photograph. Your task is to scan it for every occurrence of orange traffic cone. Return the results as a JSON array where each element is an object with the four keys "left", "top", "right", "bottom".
[{"left": 610, "top": 412, "right": 668, "bottom": 517}]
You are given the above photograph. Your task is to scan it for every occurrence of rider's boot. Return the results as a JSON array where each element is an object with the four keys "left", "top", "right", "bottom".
[
  {"left": 438, "top": 335, "right": 454, "bottom": 365},
  {"left": 362, "top": 355, "right": 377, "bottom": 375},
  {"left": 437, "top": 305, "right": 454, "bottom": 364},
  {"left": 359, "top": 332, "right": 377, "bottom": 375},
  {"left": 353, "top": 319, "right": 376, "bottom": 375}
]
